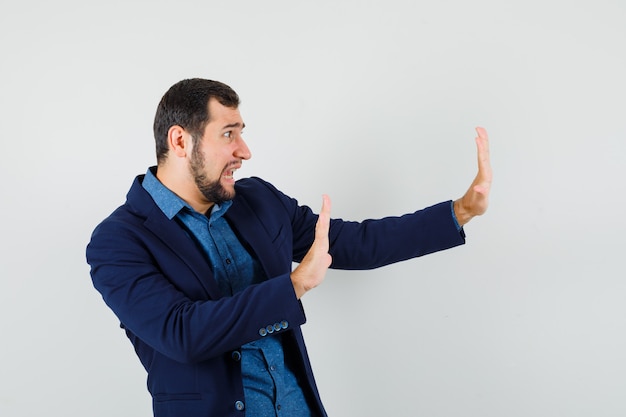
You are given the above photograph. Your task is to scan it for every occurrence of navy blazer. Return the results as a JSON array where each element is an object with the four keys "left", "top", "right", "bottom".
[{"left": 86, "top": 173, "right": 465, "bottom": 417}]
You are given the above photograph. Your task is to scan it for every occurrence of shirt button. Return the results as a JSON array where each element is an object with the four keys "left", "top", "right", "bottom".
[
  {"left": 231, "top": 350, "right": 242, "bottom": 362},
  {"left": 270, "top": 365, "right": 276, "bottom": 371},
  {"left": 235, "top": 400, "right": 245, "bottom": 411},
  {"left": 277, "top": 404, "right": 282, "bottom": 410},
  {"left": 225, "top": 258, "right": 231, "bottom": 265}
]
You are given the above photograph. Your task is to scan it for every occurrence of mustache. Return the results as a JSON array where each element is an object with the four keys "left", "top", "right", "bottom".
[{"left": 222, "top": 161, "right": 242, "bottom": 172}]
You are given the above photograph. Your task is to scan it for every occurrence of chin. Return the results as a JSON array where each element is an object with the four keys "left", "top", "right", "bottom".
[{"left": 221, "top": 185, "right": 237, "bottom": 202}]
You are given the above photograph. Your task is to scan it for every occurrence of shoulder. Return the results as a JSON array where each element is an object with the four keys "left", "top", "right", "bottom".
[
  {"left": 231, "top": 177, "right": 315, "bottom": 230},
  {"left": 234, "top": 177, "right": 296, "bottom": 210},
  {"left": 235, "top": 176, "right": 283, "bottom": 197}
]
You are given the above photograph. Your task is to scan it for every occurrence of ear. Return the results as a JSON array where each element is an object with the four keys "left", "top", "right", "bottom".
[{"left": 167, "top": 125, "right": 191, "bottom": 158}]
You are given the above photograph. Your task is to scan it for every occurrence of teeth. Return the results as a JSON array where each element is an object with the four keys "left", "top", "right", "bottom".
[{"left": 224, "top": 167, "right": 238, "bottom": 179}]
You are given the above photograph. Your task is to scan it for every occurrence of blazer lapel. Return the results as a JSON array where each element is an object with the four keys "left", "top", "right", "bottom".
[
  {"left": 225, "top": 195, "right": 286, "bottom": 279},
  {"left": 127, "top": 177, "right": 223, "bottom": 298}
]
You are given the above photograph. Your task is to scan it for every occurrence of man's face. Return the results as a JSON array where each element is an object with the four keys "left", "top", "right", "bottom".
[{"left": 189, "top": 98, "right": 251, "bottom": 205}]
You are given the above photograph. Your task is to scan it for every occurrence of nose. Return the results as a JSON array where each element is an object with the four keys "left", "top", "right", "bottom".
[{"left": 234, "top": 136, "right": 252, "bottom": 160}]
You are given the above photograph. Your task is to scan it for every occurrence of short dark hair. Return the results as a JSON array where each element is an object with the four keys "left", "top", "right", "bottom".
[{"left": 153, "top": 78, "right": 240, "bottom": 163}]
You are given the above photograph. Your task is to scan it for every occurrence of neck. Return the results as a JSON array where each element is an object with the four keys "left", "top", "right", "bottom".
[{"left": 155, "top": 163, "right": 214, "bottom": 214}]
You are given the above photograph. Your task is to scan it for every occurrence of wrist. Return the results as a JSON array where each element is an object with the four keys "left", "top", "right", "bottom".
[
  {"left": 290, "top": 273, "right": 306, "bottom": 300},
  {"left": 453, "top": 198, "right": 473, "bottom": 226}
]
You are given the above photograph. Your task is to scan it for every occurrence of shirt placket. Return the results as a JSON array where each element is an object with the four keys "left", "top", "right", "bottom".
[
  {"left": 208, "top": 219, "right": 240, "bottom": 294},
  {"left": 260, "top": 337, "right": 288, "bottom": 415}
]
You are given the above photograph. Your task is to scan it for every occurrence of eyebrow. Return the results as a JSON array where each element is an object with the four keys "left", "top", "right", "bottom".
[{"left": 222, "top": 122, "right": 245, "bottom": 130}]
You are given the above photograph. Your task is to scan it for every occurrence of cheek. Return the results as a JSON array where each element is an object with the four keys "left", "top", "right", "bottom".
[
  {"left": 199, "top": 142, "right": 232, "bottom": 172},
  {"left": 205, "top": 153, "right": 230, "bottom": 176}
]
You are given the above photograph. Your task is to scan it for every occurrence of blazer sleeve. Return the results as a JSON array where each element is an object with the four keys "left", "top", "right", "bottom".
[
  {"left": 249, "top": 178, "right": 466, "bottom": 270},
  {"left": 327, "top": 201, "right": 466, "bottom": 269},
  {"left": 86, "top": 210, "right": 306, "bottom": 365}
]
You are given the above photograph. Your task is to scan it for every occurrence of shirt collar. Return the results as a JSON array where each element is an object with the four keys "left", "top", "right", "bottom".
[{"left": 142, "top": 166, "right": 232, "bottom": 220}]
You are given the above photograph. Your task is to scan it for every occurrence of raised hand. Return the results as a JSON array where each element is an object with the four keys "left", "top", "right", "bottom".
[
  {"left": 290, "top": 195, "right": 333, "bottom": 299},
  {"left": 453, "top": 127, "right": 492, "bottom": 226}
]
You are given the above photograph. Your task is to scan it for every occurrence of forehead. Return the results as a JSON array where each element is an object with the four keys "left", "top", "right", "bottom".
[{"left": 207, "top": 97, "right": 243, "bottom": 126}]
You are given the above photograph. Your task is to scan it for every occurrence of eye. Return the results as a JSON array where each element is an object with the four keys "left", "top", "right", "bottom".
[{"left": 223, "top": 131, "right": 232, "bottom": 138}]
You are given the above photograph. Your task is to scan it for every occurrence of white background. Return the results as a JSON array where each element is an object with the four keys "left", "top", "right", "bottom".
[{"left": 1, "top": 1, "right": 625, "bottom": 416}]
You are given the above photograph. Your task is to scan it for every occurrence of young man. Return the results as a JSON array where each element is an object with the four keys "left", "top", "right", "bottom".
[{"left": 86, "top": 78, "right": 491, "bottom": 417}]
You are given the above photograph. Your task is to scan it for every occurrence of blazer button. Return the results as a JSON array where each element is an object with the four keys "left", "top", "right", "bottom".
[
  {"left": 280, "top": 320, "right": 289, "bottom": 329},
  {"left": 273, "top": 322, "right": 282, "bottom": 332},
  {"left": 231, "top": 350, "right": 242, "bottom": 362},
  {"left": 259, "top": 328, "right": 268, "bottom": 337},
  {"left": 266, "top": 325, "right": 275, "bottom": 334},
  {"left": 235, "top": 400, "right": 245, "bottom": 411}
]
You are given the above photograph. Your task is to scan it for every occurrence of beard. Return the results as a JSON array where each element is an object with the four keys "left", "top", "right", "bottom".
[{"left": 189, "top": 145, "right": 235, "bottom": 206}]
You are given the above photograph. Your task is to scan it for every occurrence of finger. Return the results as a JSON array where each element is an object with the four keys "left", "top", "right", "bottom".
[
  {"left": 315, "top": 194, "right": 331, "bottom": 241},
  {"left": 475, "top": 126, "right": 488, "bottom": 140},
  {"left": 320, "top": 194, "right": 331, "bottom": 218},
  {"left": 475, "top": 127, "right": 489, "bottom": 156},
  {"left": 475, "top": 127, "right": 492, "bottom": 177}
]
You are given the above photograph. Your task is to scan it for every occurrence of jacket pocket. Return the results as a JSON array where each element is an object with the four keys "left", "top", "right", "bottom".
[{"left": 153, "top": 393, "right": 207, "bottom": 417}]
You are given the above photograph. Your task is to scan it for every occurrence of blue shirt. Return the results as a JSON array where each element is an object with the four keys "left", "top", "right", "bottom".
[{"left": 142, "top": 168, "right": 311, "bottom": 417}]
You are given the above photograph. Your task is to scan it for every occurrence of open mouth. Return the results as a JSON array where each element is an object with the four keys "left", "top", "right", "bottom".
[{"left": 223, "top": 165, "right": 240, "bottom": 180}]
